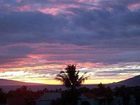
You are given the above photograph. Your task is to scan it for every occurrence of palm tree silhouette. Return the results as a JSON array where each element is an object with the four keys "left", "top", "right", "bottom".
[
  {"left": 56, "top": 65, "right": 88, "bottom": 105},
  {"left": 56, "top": 64, "right": 88, "bottom": 90}
]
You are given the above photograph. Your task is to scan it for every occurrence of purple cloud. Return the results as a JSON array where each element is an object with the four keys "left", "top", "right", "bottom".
[{"left": 0, "top": 0, "right": 140, "bottom": 83}]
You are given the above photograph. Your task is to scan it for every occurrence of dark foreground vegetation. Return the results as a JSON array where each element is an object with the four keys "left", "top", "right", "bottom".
[{"left": 0, "top": 85, "right": 140, "bottom": 105}]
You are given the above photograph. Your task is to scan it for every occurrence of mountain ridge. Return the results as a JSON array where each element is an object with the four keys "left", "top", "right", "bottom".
[
  {"left": 109, "top": 75, "right": 140, "bottom": 87},
  {"left": 0, "top": 75, "right": 140, "bottom": 86},
  {"left": 0, "top": 79, "right": 43, "bottom": 86}
]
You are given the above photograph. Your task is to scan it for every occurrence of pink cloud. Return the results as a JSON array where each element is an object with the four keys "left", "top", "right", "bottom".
[
  {"left": 77, "top": 0, "right": 97, "bottom": 3},
  {"left": 16, "top": 0, "right": 22, "bottom": 3},
  {"left": 3, "top": 1, "right": 98, "bottom": 15},
  {"left": 128, "top": 2, "right": 140, "bottom": 11},
  {"left": 17, "top": 5, "right": 32, "bottom": 12},
  {"left": 38, "top": 7, "right": 61, "bottom": 15},
  {"left": 37, "top": 4, "right": 79, "bottom": 15}
]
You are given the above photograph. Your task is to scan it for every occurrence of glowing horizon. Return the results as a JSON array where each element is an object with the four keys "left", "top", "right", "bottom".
[
  {"left": 0, "top": 62, "right": 139, "bottom": 85},
  {"left": 2, "top": 74, "right": 136, "bottom": 85}
]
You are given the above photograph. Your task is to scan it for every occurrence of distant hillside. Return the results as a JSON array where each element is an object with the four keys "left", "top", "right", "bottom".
[
  {"left": 110, "top": 75, "right": 140, "bottom": 87},
  {"left": 0, "top": 79, "right": 65, "bottom": 92},
  {"left": 0, "top": 79, "right": 41, "bottom": 86},
  {"left": 0, "top": 75, "right": 139, "bottom": 89}
]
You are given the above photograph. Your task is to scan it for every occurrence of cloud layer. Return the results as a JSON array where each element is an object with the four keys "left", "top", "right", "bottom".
[{"left": 0, "top": 0, "right": 140, "bottom": 84}]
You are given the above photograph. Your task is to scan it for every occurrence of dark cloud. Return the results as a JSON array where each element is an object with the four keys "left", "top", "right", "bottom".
[
  {"left": 0, "top": 0, "right": 140, "bottom": 66},
  {"left": 0, "top": 12, "right": 67, "bottom": 45},
  {"left": 0, "top": 10, "right": 140, "bottom": 48},
  {"left": 0, "top": 45, "right": 33, "bottom": 65}
]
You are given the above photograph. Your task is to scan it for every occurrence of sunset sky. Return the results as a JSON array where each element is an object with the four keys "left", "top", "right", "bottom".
[{"left": 0, "top": 0, "right": 140, "bottom": 85}]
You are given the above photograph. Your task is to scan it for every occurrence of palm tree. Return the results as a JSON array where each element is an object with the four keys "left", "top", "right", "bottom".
[
  {"left": 56, "top": 65, "right": 88, "bottom": 105},
  {"left": 56, "top": 64, "right": 88, "bottom": 90}
]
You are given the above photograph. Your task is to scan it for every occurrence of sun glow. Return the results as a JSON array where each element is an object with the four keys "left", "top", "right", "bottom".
[
  {"left": 22, "top": 78, "right": 62, "bottom": 85},
  {"left": 12, "top": 79, "right": 122, "bottom": 85}
]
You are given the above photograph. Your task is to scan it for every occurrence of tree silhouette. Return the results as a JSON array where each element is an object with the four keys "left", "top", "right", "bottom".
[
  {"left": 0, "top": 88, "right": 6, "bottom": 104},
  {"left": 56, "top": 64, "right": 88, "bottom": 105},
  {"left": 56, "top": 64, "right": 88, "bottom": 90}
]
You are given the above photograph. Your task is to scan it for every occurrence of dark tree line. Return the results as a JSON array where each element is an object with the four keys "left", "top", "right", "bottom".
[{"left": 0, "top": 86, "right": 45, "bottom": 105}]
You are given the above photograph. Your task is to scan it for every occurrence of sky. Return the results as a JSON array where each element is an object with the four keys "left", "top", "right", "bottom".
[{"left": 0, "top": 0, "right": 140, "bottom": 84}]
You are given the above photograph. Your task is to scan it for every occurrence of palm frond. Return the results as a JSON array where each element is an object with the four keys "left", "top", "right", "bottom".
[{"left": 55, "top": 65, "right": 89, "bottom": 89}]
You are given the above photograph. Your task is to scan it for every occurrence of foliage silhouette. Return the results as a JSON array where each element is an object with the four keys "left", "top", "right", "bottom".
[
  {"left": 0, "top": 88, "right": 6, "bottom": 104},
  {"left": 56, "top": 64, "right": 88, "bottom": 90},
  {"left": 56, "top": 64, "right": 88, "bottom": 105}
]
